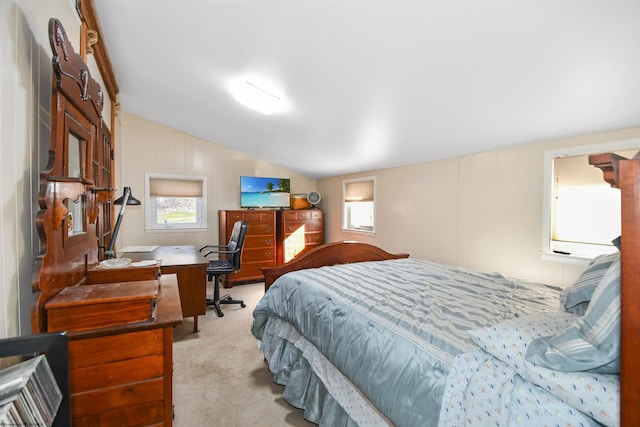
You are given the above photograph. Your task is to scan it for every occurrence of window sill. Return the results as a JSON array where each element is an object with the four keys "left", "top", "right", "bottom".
[
  {"left": 342, "top": 228, "right": 376, "bottom": 236},
  {"left": 145, "top": 227, "right": 208, "bottom": 233},
  {"left": 541, "top": 251, "right": 592, "bottom": 267}
]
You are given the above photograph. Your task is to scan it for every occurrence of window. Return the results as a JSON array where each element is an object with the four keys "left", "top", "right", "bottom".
[
  {"left": 543, "top": 140, "right": 639, "bottom": 258},
  {"left": 343, "top": 177, "right": 375, "bottom": 233},
  {"left": 145, "top": 174, "right": 207, "bottom": 230}
]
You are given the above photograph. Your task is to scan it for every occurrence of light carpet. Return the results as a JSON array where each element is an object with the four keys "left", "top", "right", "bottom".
[{"left": 172, "top": 281, "right": 315, "bottom": 427}]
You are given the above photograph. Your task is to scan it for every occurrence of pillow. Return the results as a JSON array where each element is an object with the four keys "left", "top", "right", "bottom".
[
  {"left": 560, "top": 251, "right": 619, "bottom": 315},
  {"left": 525, "top": 258, "right": 621, "bottom": 374}
]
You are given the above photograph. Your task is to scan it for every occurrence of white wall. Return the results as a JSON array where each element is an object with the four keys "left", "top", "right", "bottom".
[
  {"left": 318, "top": 127, "right": 640, "bottom": 287},
  {"left": 0, "top": 0, "right": 80, "bottom": 338},
  {"left": 113, "top": 112, "right": 318, "bottom": 250}
]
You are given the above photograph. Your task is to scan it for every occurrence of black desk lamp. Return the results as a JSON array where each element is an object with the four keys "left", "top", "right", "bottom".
[{"left": 105, "top": 186, "right": 141, "bottom": 259}]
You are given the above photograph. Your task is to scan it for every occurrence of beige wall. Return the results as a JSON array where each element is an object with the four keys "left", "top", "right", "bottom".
[
  {"left": 318, "top": 127, "right": 640, "bottom": 286},
  {"left": 113, "top": 112, "right": 317, "bottom": 250}
]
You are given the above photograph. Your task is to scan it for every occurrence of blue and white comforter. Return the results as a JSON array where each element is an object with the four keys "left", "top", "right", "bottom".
[{"left": 252, "top": 258, "right": 571, "bottom": 426}]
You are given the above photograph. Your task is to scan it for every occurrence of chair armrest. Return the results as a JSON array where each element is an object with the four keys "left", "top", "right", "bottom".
[
  {"left": 203, "top": 247, "right": 241, "bottom": 258},
  {"left": 199, "top": 244, "right": 229, "bottom": 253}
]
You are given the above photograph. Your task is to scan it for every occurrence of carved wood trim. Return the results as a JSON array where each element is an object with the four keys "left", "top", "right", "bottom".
[
  {"left": 86, "top": 29, "right": 98, "bottom": 54},
  {"left": 31, "top": 20, "right": 106, "bottom": 333},
  {"left": 588, "top": 152, "right": 625, "bottom": 188},
  {"left": 50, "top": 19, "right": 103, "bottom": 122},
  {"left": 76, "top": 0, "right": 119, "bottom": 101}
]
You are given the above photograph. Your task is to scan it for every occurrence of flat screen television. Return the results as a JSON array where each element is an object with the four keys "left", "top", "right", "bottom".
[{"left": 240, "top": 176, "right": 291, "bottom": 209}]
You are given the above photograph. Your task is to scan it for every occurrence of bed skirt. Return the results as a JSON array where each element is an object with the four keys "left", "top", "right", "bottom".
[{"left": 259, "top": 317, "right": 392, "bottom": 427}]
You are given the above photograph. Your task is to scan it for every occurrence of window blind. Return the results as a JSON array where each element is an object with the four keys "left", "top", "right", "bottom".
[
  {"left": 344, "top": 180, "right": 374, "bottom": 202},
  {"left": 149, "top": 178, "right": 203, "bottom": 197}
]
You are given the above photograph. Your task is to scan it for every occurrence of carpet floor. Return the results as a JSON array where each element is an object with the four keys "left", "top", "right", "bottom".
[{"left": 172, "top": 281, "right": 315, "bottom": 427}]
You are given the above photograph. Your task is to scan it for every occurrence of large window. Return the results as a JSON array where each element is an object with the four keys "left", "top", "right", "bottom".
[
  {"left": 145, "top": 174, "right": 207, "bottom": 230},
  {"left": 543, "top": 141, "right": 639, "bottom": 258},
  {"left": 343, "top": 177, "right": 375, "bottom": 233}
]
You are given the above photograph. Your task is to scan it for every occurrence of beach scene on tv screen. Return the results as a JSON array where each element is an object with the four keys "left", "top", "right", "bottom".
[{"left": 241, "top": 176, "right": 290, "bottom": 207}]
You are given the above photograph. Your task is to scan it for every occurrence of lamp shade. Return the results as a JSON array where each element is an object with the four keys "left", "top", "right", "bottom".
[
  {"left": 114, "top": 187, "right": 141, "bottom": 205},
  {"left": 105, "top": 187, "right": 140, "bottom": 259}
]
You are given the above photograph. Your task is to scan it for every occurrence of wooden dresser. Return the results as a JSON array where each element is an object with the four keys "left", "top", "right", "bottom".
[
  {"left": 45, "top": 273, "right": 182, "bottom": 426},
  {"left": 219, "top": 210, "right": 276, "bottom": 287},
  {"left": 277, "top": 209, "right": 324, "bottom": 264}
]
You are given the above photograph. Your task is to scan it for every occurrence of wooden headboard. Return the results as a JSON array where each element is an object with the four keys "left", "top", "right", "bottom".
[
  {"left": 31, "top": 19, "right": 113, "bottom": 333},
  {"left": 261, "top": 241, "right": 409, "bottom": 290}
]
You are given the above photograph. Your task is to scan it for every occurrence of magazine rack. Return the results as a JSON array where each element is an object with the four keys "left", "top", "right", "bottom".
[{"left": 0, "top": 332, "right": 70, "bottom": 427}]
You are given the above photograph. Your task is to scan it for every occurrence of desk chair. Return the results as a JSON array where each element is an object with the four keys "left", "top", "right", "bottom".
[{"left": 199, "top": 220, "right": 248, "bottom": 317}]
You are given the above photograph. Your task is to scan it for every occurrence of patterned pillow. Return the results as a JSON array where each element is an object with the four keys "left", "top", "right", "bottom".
[
  {"left": 560, "top": 251, "right": 619, "bottom": 315},
  {"left": 526, "top": 258, "right": 621, "bottom": 374}
]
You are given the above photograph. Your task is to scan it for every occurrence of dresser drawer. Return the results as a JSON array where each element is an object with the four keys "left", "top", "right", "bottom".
[
  {"left": 236, "top": 262, "right": 276, "bottom": 280},
  {"left": 242, "top": 211, "right": 275, "bottom": 223},
  {"left": 282, "top": 219, "right": 323, "bottom": 234},
  {"left": 282, "top": 232, "right": 323, "bottom": 246},
  {"left": 245, "top": 235, "right": 275, "bottom": 248},
  {"left": 225, "top": 211, "right": 275, "bottom": 225},
  {"left": 242, "top": 247, "right": 275, "bottom": 262},
  {"left": 67, "top": 328, "right": 166, "bottom": 426},
  {"left": 244, "top": 222, "right": 275, "bottom": 235},
  {"left": 282, "top": 210, "right": 323, "bottom": 221}
]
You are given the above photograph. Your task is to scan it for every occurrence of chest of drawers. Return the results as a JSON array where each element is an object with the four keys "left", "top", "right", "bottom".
[
  {"left": 219, "top": 210, "right": 276, "bottom": 287},
  {"left": 277, "top": 209, "right": 324, "bottom": 264}
]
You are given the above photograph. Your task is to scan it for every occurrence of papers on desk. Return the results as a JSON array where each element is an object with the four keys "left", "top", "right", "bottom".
[
  {"left": 131, "top": 260, "right": 159, "bottom": 267},
  {"left": 118, "top": 246, "right": 159, "bottom": 253}
]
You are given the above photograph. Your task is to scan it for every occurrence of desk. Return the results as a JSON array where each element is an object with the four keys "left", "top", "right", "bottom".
[{"left": 120, "top": 245, "right": 207, "bottom": 333}]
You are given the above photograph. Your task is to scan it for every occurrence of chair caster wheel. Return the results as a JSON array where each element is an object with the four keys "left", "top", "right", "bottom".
[{"left": 241, "top": 303, "right": 246, "bottom": 308}]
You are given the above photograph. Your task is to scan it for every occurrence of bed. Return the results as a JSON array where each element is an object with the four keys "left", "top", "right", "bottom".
[{"left": 251, "top": 151, "right": 638, "bottom": 427}]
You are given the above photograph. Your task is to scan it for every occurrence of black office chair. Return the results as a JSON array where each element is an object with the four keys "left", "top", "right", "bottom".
[{"left": 199, "top": 220, "right": 248, "bottom": 317}]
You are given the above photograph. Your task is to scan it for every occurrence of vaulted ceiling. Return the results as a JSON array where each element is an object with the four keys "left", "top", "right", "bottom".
[{"left": 93, "top": 0, "right": 640, "bottom": 178}]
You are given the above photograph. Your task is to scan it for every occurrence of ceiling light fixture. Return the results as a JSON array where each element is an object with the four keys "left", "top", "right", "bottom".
[{"left": 233, "top": 81, "right": 281, "bottom": 115}]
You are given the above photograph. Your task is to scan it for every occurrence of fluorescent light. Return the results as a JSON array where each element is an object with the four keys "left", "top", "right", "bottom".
[{"left": 233, "top": 81, "right": 281, "bottom": 115}]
